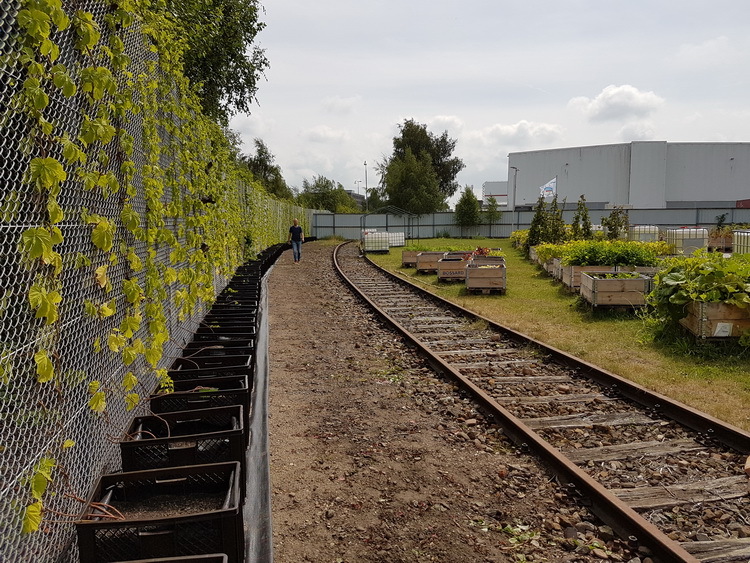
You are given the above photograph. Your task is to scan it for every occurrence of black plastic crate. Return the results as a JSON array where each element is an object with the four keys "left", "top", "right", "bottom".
[
  {"left": 190, "top": 332, "right": 255, "bottom": 343},
  {"left": 76, "top": 462, "right": 243, "bottom": 563},
  {"left": 195, "top": 324, "right": 256, "bottom": 337},
  {"left": 170, "top": 354, "right": 251, "bottom": 371},
  {"left": 168, "top": 364, "right": 251, "bottom": 382},
  {"left": 149, "top": 375, "right": 251, "bottom": 432},
  {"left": 184, "top": 339, "right": 254, "bottom": 351},
  {"left": 121, "top": 405, "right": 244, "bottom": 477},
  {"left": 180, "top": 344, "right": 254, "bottom": 358},
  {"left": 200, "top": 315, "right": 257, "bottom": 327},
  {"left": 114, "top": 555, "right": 228, "bottom": 563}
]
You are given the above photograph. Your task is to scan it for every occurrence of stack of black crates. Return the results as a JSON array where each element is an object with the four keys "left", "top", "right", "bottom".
[{"left": 75, "top": 245, "right": 285, "bottom": 563}]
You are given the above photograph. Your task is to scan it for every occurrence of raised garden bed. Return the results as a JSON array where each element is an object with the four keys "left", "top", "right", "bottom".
[
  {"left": 415, "top": 251, "right": 448, "bottom": 273},
  {"left": 437, "top": 256, "right": 468, "bottom": 281},
  {"left": 465, "top": 263, "right": 506, "bottom": 294},
  {"left": 76, "top": 462, "right": 242, "bottom": 563},
  {"left": 401, "top": 250, "right": 418, "bottom": 267},
  {"left": 561, "top": 266, "right": 617, "bottom": 291},
  {"left": 580, "top": 272, "right": 652, "bottom": 307},
  {"left": 679, "top": 301, "right": 750, "bottom": 339}
]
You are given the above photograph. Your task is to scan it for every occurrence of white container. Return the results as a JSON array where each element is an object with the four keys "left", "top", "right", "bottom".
[
  {"left": 628, "top": 225, "right": 660, "bottom": 242},
  {"left": 734, "top": 230, "right": 750, "bottom": 255},
  {"left": 665, "top": 228, "right": 708, "bottom": 255},
  {"left": 362, "top": 232, "right": 389, "bottom": 252},
  {"left": 387, "top": 232, "right": 406, "bottom": 247}
]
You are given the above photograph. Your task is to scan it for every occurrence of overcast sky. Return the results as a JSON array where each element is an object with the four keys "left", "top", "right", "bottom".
[{"left": 229, "top": 0, "right": 750, "bottom": 206}]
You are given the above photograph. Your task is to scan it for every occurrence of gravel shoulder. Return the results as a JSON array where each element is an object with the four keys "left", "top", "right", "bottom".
[{"left": 267, "top": 242, "right": 639, "bottom": 563}]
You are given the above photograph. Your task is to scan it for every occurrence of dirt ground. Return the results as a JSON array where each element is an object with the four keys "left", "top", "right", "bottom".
[{"left": 266, "top": 242, "right": 640, "bottom": 563}]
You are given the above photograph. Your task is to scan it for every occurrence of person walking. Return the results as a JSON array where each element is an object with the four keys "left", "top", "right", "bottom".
[{"left": 288, "top": 218, "right": 304, "bottom": 263}]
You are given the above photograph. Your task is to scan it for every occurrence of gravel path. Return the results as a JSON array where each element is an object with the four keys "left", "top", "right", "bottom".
[{"left": 267, "top": 242, "right": 641, "bottom": 563}]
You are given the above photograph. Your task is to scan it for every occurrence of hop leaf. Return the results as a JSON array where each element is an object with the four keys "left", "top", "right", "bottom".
[
  {"left": 34, "top": 349, "right": 54, "bottom": 383},
  {"left": 21, "top": 502, "right": 43, "bottom": 534}
]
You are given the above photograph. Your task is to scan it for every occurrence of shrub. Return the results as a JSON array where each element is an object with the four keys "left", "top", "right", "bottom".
[{"left": 648, "top": 252, "right": 750, "bottom": 322}]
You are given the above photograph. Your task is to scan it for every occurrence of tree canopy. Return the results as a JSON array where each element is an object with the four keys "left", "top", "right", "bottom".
[
  {"left": 385, "top": 119, "right": 465, "bottom": 207},
  {"left": 384, "top": 148, "right": 444, "bottom": 215},
  {"left": 454, "top": 186, "right": 481, "bottom": 236},
  {"left": 483, "top": 196, "right": 502, "bottom": 233},
  {"left": 166, "top": 0, "right": 269, "bottom": 123},
  {"left": 296, "top": 176, "right": 360, "bottom": 213},
  {"left": 239, "top": 139, "right": 294, "bottom": 200}
]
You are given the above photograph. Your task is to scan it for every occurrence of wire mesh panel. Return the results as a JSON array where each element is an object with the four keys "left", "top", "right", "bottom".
[{"left": 0, "top": 2, "right": 262, "bottom": 561}]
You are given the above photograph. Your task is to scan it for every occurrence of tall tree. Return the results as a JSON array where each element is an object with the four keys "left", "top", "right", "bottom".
[
  {"left": 454, "top": 186, "right": 481, "bottom": 237},
  {"left": 483, "top": 197, "right": 502, "bottom": 237},
  {"left": 297, "top": 176, "right": 360, "bottom": 213},
  {"left": 390, "top": 119, "right": 465, "bottom": 200},
  {"left": 384, "top": 148, "right": 443, "bottom": 215},
  {"left": 570, "top": 194, "right": 593, "bottom": 240},
  {"left": 166, "top": 0, "right": 269, "bottom": 123},
  {"left": 239, "top": 139, "right": 294, "bottom": 200}
]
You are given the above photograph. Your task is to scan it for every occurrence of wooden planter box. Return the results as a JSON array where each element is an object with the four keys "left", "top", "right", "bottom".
[
  {"left": 401, "top": 250, "right": 419, "bottom": 267},
  {"left": 437, "top": 257, "right": 468, "bottom": 281},
  {"left": 616, "top": 265, "right": 660, "bottom": 276},
  {"left": 708, "top": 235, "right": 732, "bottom": 252},
  {"left": 561, "top": 266, "right": 617, "bottom": 291},
  {"left": 580, "top": 273, "right": 652, "bottom": 307},
  {"left": 415, "top": 251, "right": 447, "bottom": 273},
  {"left": 76, "top": 462, "right": 243, "bottom": 563},
  {"left": 679, "top": 301, "right": 750, "bottom": 339},
  {"left": 465, "top": 263, "right": 506, "bottom": 293}
]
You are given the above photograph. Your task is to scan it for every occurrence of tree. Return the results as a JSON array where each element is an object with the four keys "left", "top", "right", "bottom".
[
  {"left": 166, "top": 0, "right": 269, "bottom": 123},
  {"left": 239, "top": 139, "right": 294, "bottom": 200},
  {"left": 570, "top": 194, "right": 593, "bottom": 240},
  {"left": 454, "top": 186, "right": 481, "bottom": 237},
  {"left": 525, "top": 196, "right": 548, "bottom": 254},
  {"left": 483, "top": 197, "right": 502, "bottom": 237},
  {"left": 601, "top": 206, "right": 630, "bottom": 240},
  {"left": 546, "top": 194, "right": 567, "bottom": 244},
  {"left": 389, "top": 119, "right": 465, "bottom": 200},
  {"left": 296, "top": 175, "right": 360, "bottom": 213},
  {"left": 384, "top": 148, "right": 443, "bottom": 215}
]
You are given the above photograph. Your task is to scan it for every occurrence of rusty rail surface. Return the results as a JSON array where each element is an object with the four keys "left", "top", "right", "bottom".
[{"left": 333, "top": 241, "right": 750, "bottom": 563}]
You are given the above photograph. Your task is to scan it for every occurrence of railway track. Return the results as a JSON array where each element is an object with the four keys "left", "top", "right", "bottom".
[{"left": 333, "top": 241, "right": 750, "bottom": 563}]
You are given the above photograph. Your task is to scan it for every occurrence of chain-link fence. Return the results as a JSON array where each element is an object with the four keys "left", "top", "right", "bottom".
[{"left": 0, "top": 1, "right": 303, "bottom": 560}]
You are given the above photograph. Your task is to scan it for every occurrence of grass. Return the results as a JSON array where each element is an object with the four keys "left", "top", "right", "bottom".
[{"left": 366, "top": 237, "right": 750, "bottom": 432}]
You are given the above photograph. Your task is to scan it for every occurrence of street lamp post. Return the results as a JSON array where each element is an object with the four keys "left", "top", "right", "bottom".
[
  {"left": 364, "top": 160, "right": 368, "bottom": 212},
  {"left": 510, "top": 166, "right": 519, "bottom": 232}
]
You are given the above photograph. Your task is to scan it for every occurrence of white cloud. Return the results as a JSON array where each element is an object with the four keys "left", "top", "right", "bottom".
[
  {"left": 618, "top": 121, "right": 656, "bottom": 141},
  {"left": 672, "top": 36, "right": 739, "bottom": 69},
  {"left": 569, "top": 85, "right": 664, "bottom": 122},
  {"left": 428, "top": 115, "right": 465, "bottom": 132},
  {"left": 321, "top": 95, "right": 360, "bottom": 114},
  {"left": 303, "top": 126, "right": 350, "bottom": 143},
  {"left": 467, "top": 120, "right": 563, "bottom": 147}
]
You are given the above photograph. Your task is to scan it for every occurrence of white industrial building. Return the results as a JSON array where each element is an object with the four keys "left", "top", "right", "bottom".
[{"left": 507, "top": 141, "right": 750, "bottom": 210}]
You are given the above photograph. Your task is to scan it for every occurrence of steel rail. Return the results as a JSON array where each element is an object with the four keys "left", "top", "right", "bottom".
[{"left": 333, "top": 241, "right": 722, "bottom": 563}]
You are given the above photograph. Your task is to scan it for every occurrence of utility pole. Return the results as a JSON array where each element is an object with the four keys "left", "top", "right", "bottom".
[{"left": 364, "top": 160, "right": 368, "bottom": 212}]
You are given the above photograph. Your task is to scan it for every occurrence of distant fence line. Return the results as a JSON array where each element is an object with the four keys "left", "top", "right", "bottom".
[{"left": 312, "top": 208, "right": 750, "bottom": 240}]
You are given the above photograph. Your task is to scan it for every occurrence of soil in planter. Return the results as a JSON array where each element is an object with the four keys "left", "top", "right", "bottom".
[{"left": 108, "top": 492, "right": 226, "bottom": 520}]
